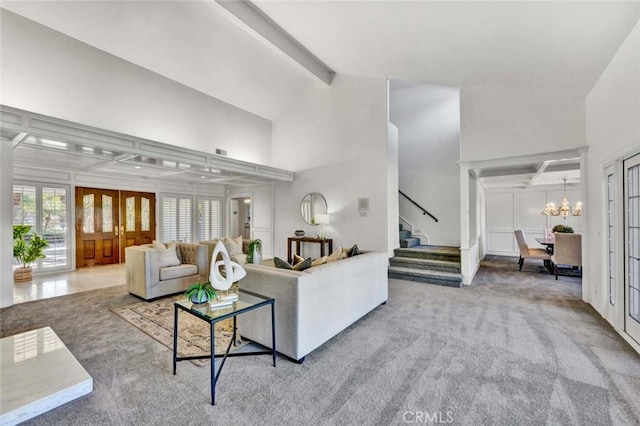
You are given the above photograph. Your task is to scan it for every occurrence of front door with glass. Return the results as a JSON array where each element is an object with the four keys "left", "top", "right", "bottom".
[{"left": 75, "top": 187, "right": 156, "bottom": 267}]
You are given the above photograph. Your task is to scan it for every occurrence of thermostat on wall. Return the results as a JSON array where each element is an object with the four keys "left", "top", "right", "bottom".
[{"left": 358, "top": 198, "right": 369, "bottom": 216}]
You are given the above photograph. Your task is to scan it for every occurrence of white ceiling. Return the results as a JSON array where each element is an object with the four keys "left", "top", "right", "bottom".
[
  {"left": 3, "top": 1, "right": 638, "bottom": 122},
  {"left": 3, "top": 1, "right": 638, "bottom": 190},
  {"left": 0, "top": 0, "right": 316, "bottom": 121},
  {"left": 256, "top": 1, "right": 640, "bottom": 94}
]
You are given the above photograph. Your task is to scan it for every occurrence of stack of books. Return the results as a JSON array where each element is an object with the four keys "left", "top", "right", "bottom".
[{"left": 209, "top": 293, "right": 239, "bottom": 309}]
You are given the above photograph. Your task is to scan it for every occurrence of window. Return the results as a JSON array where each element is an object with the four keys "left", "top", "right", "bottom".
[
  {"left": 197, "top": 197, "right": 223, "bottom": 241},
  {"left": 13, "top": 183, "right": 70, "bottom": 271},
  {"left": 160, "top": 194, "right": 193, "bottom": 243}
]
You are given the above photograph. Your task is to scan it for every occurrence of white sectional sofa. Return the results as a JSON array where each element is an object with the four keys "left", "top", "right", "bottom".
[{"left": 239, "top": 251, "right": 389, "bottom": 362}]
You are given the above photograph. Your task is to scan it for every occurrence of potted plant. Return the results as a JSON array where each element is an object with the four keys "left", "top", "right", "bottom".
[
  {"left": 184, "top": 281, "right": 217, "bottom": 305},
  {"left": 552, "top": 224, "right": 574, "bottom": 233},
  {"left": 246, "top": 239, "right": 262, "bottom": 264},
  {"left": 13, "top": 225, "right": 49, "bottom": 282}
]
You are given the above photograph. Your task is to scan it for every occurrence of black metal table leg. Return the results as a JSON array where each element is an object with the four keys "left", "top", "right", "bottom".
[
  {"left": 211, "top": 321, "right": 216, "bottom": 405},
  {"left": 271, "top": 301, "right": 276, "bottom": 367},
  {"left": 233, "top": 316, "right": 237, "bottom": 347},
  {"left": 173, "top": 305, "right": 178, "bottom": 375}
]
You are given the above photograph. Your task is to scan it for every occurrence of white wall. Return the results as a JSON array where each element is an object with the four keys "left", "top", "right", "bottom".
[
  {"left": 390, "top": 84, "right": 461, "bottom": 246},
  {"left": 0, "top": 10, "right": 272, "bottom": 165},
  {"left": 586, "top": 19, "right": 640, "bottom": 326},
  {"left": 271, "top": 74, "right": 390, "bottom": 258},
  {"left": 387, "top": 123, "right": 400, "bottom": 254},
  {"left": 485, "top": 187, "right": 583, "bottom": 256},
  {"left": 460, "top": 85, "right": 586, "bottom": 162},
  {"left": 1, "top": 141, "right": 14, "bottom": 308}
]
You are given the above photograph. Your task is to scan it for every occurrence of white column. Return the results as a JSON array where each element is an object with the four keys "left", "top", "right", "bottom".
[
  {"left": 459, "top": 163, "right": 471, "bottom": 284},
  {"left": 1, "top": 140, "right": 14, "bottom": 307},
  {"left": 579, "top": 146, "right": 590, "bottom": 304}
]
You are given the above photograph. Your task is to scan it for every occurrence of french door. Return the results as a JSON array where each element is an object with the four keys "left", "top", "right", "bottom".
[
  {"left": 75, "top": 187, "right": 155, "bottom": 267},
  {"left": 623, "top": 154, "right": 640, "bottom": 342}
]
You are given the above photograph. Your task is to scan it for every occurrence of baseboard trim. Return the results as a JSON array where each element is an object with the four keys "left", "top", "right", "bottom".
[{"left": 619, "top": 331, "right": 640, "bottom": 355}]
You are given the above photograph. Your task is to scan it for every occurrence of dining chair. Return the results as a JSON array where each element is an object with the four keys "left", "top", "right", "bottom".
[
  {"left": 514, "top": 229, "right": 551, "bottom": 271},
  {"left": 550, "top": 233, "right": 582, "bottom": 280}
]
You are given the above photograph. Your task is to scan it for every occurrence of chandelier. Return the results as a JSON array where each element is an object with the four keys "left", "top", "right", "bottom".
[{"left": 541, "top": 178, "right": 582, "bottom": 220}]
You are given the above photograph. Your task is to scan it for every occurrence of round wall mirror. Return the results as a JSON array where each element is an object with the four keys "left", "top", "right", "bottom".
[{"left": 300, "top": 192, "right": 327, "bottom": 224}]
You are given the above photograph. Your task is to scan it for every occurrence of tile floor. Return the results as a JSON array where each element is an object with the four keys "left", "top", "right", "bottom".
[{"left": 13, "top": 264, "right": 126, "bottom": 304}]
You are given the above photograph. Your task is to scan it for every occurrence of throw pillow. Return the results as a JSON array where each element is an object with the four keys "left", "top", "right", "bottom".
[
  {"left": 223, "top": 237, "right": 244, "bottom": 259},
  {"left": 293, "top": 257, "right": 312, "bottom": 271},
  {"left": 274, "top": 257, "right": 293, "bottom": 270},
  {"left": 347, "top": 244, "right": 361, "bottom": 257},
  {"left": 293, "top": 254, "right": 305, "bottom": 264},
  {"left": 327, "top": 247, "right": 346, "bottom": 263},
  {"left": 152, "top": 241, "right": 181, "bottom": 267},
  {"left": 312, "top": 256, "right": 328, "bottom": 267},
  {"left": 232, "top": 235, "right": 244, "bottom": 250}
]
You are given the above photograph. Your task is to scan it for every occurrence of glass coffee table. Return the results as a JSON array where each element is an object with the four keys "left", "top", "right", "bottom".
[{"left": 173, "top": 289, "right": 276, "bottom": 405}]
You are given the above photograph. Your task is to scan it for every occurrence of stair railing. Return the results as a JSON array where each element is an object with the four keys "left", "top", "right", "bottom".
[{"left": 399, "top": 190, "right": 438, "bottom": 222}]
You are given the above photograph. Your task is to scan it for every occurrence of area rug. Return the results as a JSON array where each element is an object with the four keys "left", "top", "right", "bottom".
[{"left": 111, "top": 294, "right": 241, "bottom": 366}]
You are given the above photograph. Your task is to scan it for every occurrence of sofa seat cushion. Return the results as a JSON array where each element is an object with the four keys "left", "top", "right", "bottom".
[{"left": 160, "top": 264, "right": 198, "bottom": 281}]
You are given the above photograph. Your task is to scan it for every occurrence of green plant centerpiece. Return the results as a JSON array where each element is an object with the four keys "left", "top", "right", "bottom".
[
  {"left": 184, "top": 281, "right": 217, "bottom": 305},
  {"left": 552, "top": 224, "right": 574, "bottom": 233},
  {"left": 13, "top": 225, "right": 49, "bottom": 282},
  {"left": 246, "top": 239, "right": 262, "bottom": 264}
]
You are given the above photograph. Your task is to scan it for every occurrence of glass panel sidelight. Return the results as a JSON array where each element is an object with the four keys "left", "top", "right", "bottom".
[
  {"left": 608, "top": 173, "right": 615, "bottom": 306},
  {"left": 14, "top": 183, "right": 70, "bottom": 271},
  {"left": 13, "top": 185, "right": 37, "bottom": 227},
  {"left": 126, "top": 196, "right": 135, "bottom": 232},
  {"left": 141, "top": 197, "right": 150, "bottom": 232},
  {"left": 83, "top": 194, "right": 95, "bottom": 233},
  {"left": 625, "top": 155, "right": 640, "bottom": 342},
  {"left": 42, "top": 187, "right": 68, "bottom": 268},
  {"left": 102, "top": 195, "right": 113, "bottom": 233}
]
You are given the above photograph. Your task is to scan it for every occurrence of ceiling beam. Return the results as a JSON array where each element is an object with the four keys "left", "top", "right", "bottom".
[
  {"left": 210, "top": 0, "right": 335, "bottom": 85},
  {"left": 525, "top": 160, "right": 551, "bottom": 190}
]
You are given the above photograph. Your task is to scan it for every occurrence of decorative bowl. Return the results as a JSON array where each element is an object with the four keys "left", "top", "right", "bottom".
[{"left": 294, "top": 230, "right": 305, "bottom": 237}]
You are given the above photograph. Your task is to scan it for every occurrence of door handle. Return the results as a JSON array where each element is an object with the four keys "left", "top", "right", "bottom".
[
  {"left": 115, "top": 226, "right": 119, "bottom": 236},
  {"left": 121, "top": 225, "right": 125, "bottom": 235}
]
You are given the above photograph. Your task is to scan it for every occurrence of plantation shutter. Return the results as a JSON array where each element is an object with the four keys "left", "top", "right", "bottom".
[
  {"left": 197, "top": 197, "right": 223, "bottom": 241},
  {"left": 160, "top": 194, "right": 193, "bottom": 242}
]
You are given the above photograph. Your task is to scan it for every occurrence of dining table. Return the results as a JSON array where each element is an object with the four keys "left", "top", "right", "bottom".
[{"left": 535, "top": 236, "right": 555, "bottom": 254}]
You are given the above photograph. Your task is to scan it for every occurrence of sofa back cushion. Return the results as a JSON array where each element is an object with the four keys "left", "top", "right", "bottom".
[{"left": 178, "top": 243, "right": 200, "bottom": 266}]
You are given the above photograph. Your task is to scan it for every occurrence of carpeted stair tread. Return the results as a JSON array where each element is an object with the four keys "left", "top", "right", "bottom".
[
  {"left": 400, "top": 237, "right": 420, "bottom": 248},
  {"left": 394, "top": 246, "right": 461, "bottom": 261},
  {"left": 399, "top": 230, "right": 412, "bottom": 239},
  {"left": 388, "top": 266, "right": 463, "bottom": 288},
  {"left": 389, "top": 256, "right": 461, "bottom": 273}
]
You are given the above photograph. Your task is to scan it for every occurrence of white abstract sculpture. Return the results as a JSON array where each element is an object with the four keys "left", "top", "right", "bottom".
[{"left": 209, "top": 240, "right": 246, "bottom": 291}]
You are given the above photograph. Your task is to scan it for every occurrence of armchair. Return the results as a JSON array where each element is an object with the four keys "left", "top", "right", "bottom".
[{"left": 125, "top": 242, "right": 207, "bottom": 300}]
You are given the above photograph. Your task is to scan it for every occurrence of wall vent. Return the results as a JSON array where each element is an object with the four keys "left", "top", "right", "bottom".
[{"left": 216, "top": 148, "right": 227, "bottom": 156}]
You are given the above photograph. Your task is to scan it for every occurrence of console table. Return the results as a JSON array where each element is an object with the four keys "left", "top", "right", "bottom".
[{"left": 288, "top": 237, "right": 333, "bottom": 264}]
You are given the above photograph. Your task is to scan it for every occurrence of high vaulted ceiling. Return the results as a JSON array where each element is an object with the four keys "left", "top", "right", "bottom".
[
  {"left": 2, "top": 1, "right": 639, "bottom": 190},
  {"left": 256, "top": 1, "right": 640, "bottom": 94},
  {"left": 3, "top": 1, "right": 639, "bottom": 121}
]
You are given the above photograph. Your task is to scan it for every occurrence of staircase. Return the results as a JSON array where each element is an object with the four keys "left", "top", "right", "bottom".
[
  {"left": 389, "top": 225, "right": 463, "bottom": 287},
  {"left": 399, "top": 226, "right": 420, "bottom": 248}
]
